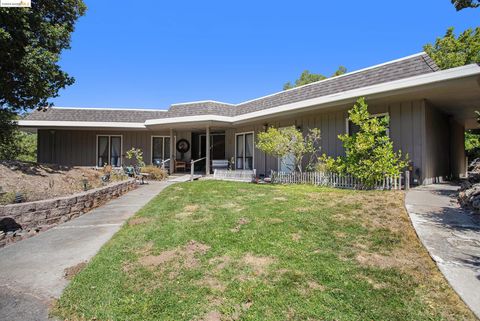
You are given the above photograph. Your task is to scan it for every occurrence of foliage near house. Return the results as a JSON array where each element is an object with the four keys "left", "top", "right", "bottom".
[
  {"left": 140, "top": 165, "right": 168, "bottom": 180},
  {"left": 53, "top": 181, "right": 475, "bottom": 320},
  {"left": 451, "top": 0, "right": 480, "bottom": 10},
  {"left": 125, "top": 147, "right": 146, "bottom": 168},
  {"left": 0, "top": 0, "right": 86, "bottom": 161},
  {"left": 283, "top": 66, "right": 347, "bottom": 90},
  {"left": 321, "top": 98, "right": 408, "bottom": 187},
  {"left": 465, "top": 131, "right": 480, "bottom": 159},
  {"left": 424, "top": 27, "right": 480, "bottom": 70},
  {"left": 256, "top": 126, "right": 321, "bottom": 172},
  {"left": 0, "top": 112, "right": 37, "bottom": 161}
]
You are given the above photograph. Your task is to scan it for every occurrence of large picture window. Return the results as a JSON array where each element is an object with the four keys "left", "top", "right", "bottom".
[
  {"left": 97, "top": 135, "right": 122, "bottom": 167},
  {"left": 151, "top": 136, "right": 170, "bottom": 166},
  {"left": 235, "top": 132, "right": 254, "bottom": 170}
]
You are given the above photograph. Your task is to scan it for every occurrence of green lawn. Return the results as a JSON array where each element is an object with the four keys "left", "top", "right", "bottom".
[{"left": 53, "top": 181, "right": 474, "bottom": 321}]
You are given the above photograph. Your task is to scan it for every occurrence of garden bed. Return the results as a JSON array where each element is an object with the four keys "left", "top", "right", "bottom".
[{"left": 0, "top": 161, "right": 126, "bottom": 205}]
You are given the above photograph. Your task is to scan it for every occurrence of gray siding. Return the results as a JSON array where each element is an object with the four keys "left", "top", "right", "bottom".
[
  {"left": 422, "top": 102, "right": 466, "bottom": 184},
  {"left": 37, "top": 129, "right": 170, "bottom": 167},
  {"left": 449, "top": 119, "right": 466, "bottom": 179},
  {"left": 37, "top": 97, "right": 465, "bottom": 186}
]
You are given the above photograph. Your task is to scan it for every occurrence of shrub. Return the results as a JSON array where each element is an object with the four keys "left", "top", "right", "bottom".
[
  {"left": 141, "top": 165, "right": 168, "bottom": 180},
  {"left": 257, "top": 126, "right": 321, "bottom": 172},
  {"left": 125, "top": 147, "right": 145, "bottom": 168},
  {"left": 321, "top": 97, "right": 408, "bottom": 187}
]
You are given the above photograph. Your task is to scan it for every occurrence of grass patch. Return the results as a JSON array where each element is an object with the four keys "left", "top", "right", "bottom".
[{"left": 53, "top": 181, "right": 475, "bottom": 320}]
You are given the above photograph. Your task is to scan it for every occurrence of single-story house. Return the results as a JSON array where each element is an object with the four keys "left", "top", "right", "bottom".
[{"left": 19, "top": 52, "right": 480, "bottom": 185}]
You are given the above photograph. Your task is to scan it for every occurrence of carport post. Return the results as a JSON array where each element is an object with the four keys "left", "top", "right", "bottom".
[
  {"left": 169, "top": 128, "right": 174, "bottom": 175},
  {"left": 206, "top": 125, "right": 210, "bottom": 176}
]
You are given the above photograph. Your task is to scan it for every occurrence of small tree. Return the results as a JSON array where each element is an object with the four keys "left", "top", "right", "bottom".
[
  {"left": 257, "top": 126, "right": 321, "bottom": 172},
  {"left": 321, "top": 97, "right": 408, "bottom": 187},
  {"left": 125, "top": 148, "right": 145, "bottom": 168}
]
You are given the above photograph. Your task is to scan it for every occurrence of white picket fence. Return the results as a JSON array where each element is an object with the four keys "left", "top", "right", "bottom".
[
  {"left": 213, "top": 169, "right": 257, "bottom": 182},
  {"left": 271, "top": 171, "right": 409, "bottom": 190}
]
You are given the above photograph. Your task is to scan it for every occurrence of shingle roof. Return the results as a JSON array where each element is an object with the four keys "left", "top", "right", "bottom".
[
  {"left": 235, "top": 53, "right": 439, "bottom": 115},
  {"left": 24, "top": 53, "right": 439, "bottom": 123},
  {"left": 25, "top": 108, "right": 168, "bottom": 123}
]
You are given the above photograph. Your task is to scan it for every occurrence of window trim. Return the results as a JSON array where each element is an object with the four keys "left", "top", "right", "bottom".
[
  {"left": 235, "top": 131, "right": 255, "bottom": 170},
  {"left": 150, "top": 135, "right": 170, "bottom": 165},
  {"left": 345, "top": 112, "right": 390, "bottom": 136},
  {"left": 95, "top": 134, "right": 123, "bottom": 168}
]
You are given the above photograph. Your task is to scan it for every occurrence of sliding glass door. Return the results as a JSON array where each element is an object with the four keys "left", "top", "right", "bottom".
[
  {"left": 151, "top": 136, "right": 170, "bottom": 166},
  {"left": 97, "top": 135, "right": 122, "bottom": 167},
  {"left": 235, "top": 132, "right": 254, "bottom": 170}
]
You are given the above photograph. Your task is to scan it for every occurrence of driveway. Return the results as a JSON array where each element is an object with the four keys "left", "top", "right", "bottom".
[
  {"left": 0, "top": 181, "right": 172, "bottom": 321},
  {"left": 405, "top": 183, "right": 480, "bottom": 319}
]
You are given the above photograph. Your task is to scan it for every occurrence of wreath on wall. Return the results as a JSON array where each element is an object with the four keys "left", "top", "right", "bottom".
[{"left": 176, "top": 139, "right": 190, "bottom": 159}]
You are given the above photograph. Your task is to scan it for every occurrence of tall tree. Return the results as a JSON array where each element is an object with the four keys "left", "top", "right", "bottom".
[
  {"left": 451, "top": 0, "right": 479, "bottom": 10},
  {"left": 283, "top": 66, "right": 347, "bottom": 90},
  {"left": 0, "top": 0, "right": 86, "bottom": 160},
  {"left": 0, "top": 0, "right": 86, "bottom": 113},
  {"left": 424, "top": 27, "right": 480, "bottom": 70}
]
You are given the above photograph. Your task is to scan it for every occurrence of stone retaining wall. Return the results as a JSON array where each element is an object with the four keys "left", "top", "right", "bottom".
[{"left": 0, "top": 179, "right": 137, "bottom": 247}]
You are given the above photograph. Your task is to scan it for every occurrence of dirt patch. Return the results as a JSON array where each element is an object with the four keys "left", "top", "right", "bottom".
[
  {"left": 138, "top": 240, "right": 211, "bottom": 271},
  {"left": 355, "top": 251, "right": 414, "bottom": 270},
  {"left": 175, "top": 204, "right": 200, "bottom": 219},
  {"left": 299, "top": 280, "right": 325, "bottom": 295},
  {"left": 64, "top": 262, "right": 87, "bottom": 280},
  {"left": 201, "top": 311, "right": 222, "bottom": 321},
  {"left": 220, "top": 202, "right": 244, "bottom": 212},
  {"left": 230, "top": 217, "right": 250, "bottom": 233},
  {"left": 0, "top": 161, "right": 123, "bottom": 204},
  {"left": 231, "top": 301, "right": 253, "bottom": 320},
  {"left": 268, "top": 218, "right": 283, "bottom": 224},
  {"left": 209, "top": 255, "right": 232, "bottom": 272},
  {"left": 242, "top": 253, "right": 276, "bottom": 275},
  {"left": 291, "top": 233, "right": 301, "bottom": 242},
  {"left": 196, "top": 276, "right": 226, "bottom": 292},
  {"left": 128, "top": 217, "right": 152, "bottom": 226},
  {"left": 295, "top": 207, "right": 311, "bottom": 213},
  {"left": 356, "top": 274, "right": 388, "bottom": 290},
  {"left": 273, "top": 197, "right": 287, "bottom": 201}
]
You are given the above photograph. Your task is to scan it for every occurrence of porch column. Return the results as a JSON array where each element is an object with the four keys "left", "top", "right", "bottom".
[
  {"left": 169, "top": 128, "right": 174, "bottom": 175},
  {"left": 206, "top": 125, "right": 210, "bottom": 176}
]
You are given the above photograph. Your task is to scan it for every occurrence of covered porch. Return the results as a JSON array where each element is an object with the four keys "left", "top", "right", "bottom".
[{"left": 147, "top": 121, "right": 255, "bottom": 176}]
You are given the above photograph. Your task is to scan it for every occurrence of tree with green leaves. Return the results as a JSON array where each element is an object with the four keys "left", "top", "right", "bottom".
[
  {"left": 424, "top": 27, "right": 480, "bottom": 70},
  {"left": 451, "top": 0, "right": 479, "bottom": 10},
  {"left": 0, "top": 0, "right": 86, "bottom": 160},
  {"left": 283, "top": 66, "right": 347, "bottom": 90},
  {"left": 0, "top": 0, "right": 86, "bottom": 112},
  {"left": 320, "top": 97, "right": 408, "bottom": 187},
  {"left": 256, "top": 126, "right": 321, "bottom": 172}
]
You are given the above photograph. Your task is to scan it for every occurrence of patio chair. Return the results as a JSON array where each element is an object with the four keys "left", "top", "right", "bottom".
[{"left": 174, "top": 160, "right": 186, "bottom": 172}]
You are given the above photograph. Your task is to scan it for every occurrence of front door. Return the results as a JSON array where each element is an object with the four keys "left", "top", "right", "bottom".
[{"left": 199, "top": 133, "right": 225, "bottom": 160}]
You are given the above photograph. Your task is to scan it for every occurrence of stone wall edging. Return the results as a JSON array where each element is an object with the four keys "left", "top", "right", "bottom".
[{"left": 0, "top": 178, "right": 137, "bottom": 247}]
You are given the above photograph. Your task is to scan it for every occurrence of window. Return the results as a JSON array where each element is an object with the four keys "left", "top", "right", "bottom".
[
  {"left": 235, "top": 132, "right": 254, "bottom": 170},
  {"left": 151, "top": 136, "right": 170, "bottom": 166},
  {"left": 97, "top": 135, "right": 122, "bottom": 167},
  {"left": 345, "top": 113, "right": 390, "bottom": 136}
]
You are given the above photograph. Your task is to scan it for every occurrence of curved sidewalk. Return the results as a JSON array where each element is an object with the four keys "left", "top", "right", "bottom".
[
  {"left": 0, "top": 180, "right": 173, "bottom": 321},
  {"left": 405, "top": 184, "right": 480, "bottom": 319}
]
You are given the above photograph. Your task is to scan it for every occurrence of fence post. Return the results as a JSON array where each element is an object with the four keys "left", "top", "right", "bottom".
[{"left": 405, "top": 171, "right": 410, "bottom": 190}]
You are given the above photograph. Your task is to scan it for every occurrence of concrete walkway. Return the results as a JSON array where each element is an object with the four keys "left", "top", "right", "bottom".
[
  {"left": 0, "top": 180, "right": 173, "bottom": 321},
  {"left": 405, "top": 184, "right": 480, "bottom": 319}
]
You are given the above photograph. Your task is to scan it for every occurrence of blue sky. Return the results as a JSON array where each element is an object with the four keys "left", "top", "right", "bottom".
[{"left": 53, "top": 0, "right": 479, "bottom": 109}]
